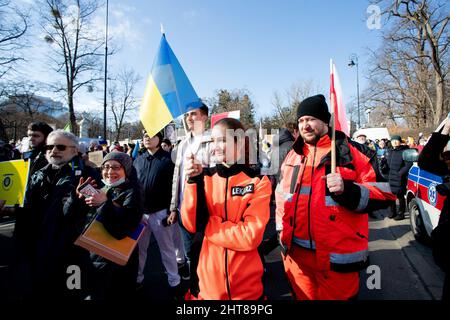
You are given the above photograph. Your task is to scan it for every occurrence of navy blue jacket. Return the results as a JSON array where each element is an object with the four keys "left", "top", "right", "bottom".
[{"left": 133, "top": 148, "right": 174, "bottom": 213}]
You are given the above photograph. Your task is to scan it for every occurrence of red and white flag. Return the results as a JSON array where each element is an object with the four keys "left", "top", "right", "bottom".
[
  {"left": 211, "top": 110, "right": 240, "bottom": 127},
  {"left": 330, "top": 59, "right": 349, "bottom": 136}
]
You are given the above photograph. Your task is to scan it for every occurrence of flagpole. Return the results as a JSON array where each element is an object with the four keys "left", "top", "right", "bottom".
[
  {"left": 330, "top": 59, "right": 336, "bottom": 174},
  {"left": 103, "top": 0, "right": 109, "bottom": 140},
  {"left": 181, "top": 116, "right": 189, "bottom": 137}
]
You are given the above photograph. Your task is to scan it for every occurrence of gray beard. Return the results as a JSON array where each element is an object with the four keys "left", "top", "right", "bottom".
[
  {"left": 46, "top": 154, "right": 68, "bottom": 168},
  {"left": 51, "top": 163, "right": 65, "bottom": 169}
]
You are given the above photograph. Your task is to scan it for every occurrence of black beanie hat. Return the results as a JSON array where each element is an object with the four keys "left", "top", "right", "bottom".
[{"left": 296, "top": 94, "right": 331, "bottom": 124}]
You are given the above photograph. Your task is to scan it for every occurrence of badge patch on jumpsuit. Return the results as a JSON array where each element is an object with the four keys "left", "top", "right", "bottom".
[{"left": 231, "top": 184, "right": 255, "bottom": 196}]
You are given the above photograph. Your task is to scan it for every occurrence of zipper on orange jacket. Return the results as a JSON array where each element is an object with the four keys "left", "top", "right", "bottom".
[
  {"left": 307, "top": 145, "right": 317, "bottom": 250},
  {"left": 224, "top": 176, "right": 232, "bottom": 300},
  {"left": 290, "top": 156, "right": 306, "bottom": 255}
]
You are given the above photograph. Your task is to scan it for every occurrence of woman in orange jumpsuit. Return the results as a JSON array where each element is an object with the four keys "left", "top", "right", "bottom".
[{"left": 181, "top": 118, "right": 271, "bottom": 300}]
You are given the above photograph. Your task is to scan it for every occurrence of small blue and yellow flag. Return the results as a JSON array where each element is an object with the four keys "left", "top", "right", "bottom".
[
  {"left": 140, "top": 33, "right": 202, "bottom": 138},
  {"left": 131, "top": 140, "right": 140, "bottom": 160}
]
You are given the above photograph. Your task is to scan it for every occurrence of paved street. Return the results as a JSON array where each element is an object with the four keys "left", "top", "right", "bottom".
[
  {"left": 359, "top": 208, "right": 444, "bottom": 300},
  {"left": 0, "top": 207, "right": 445, "bottom": 300}
]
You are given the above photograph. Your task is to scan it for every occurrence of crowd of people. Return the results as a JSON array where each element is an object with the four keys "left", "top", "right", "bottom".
[
  {"left": 351, "top": 132, "right": 430, "bottom": 221},
  {"left": 0, "top": 95, "right": 449, "bottom": 301}
]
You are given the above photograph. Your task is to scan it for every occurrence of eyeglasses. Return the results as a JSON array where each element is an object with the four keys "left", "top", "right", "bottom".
[
  {"left": 45, "top": 144, "right": 76, "bottom": 151},
  {"left": 101, "top": 164, "right": 122, "bottom": 171}
]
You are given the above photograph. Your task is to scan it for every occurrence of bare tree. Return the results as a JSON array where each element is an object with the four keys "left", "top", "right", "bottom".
[
  {"left": 109, "top": 68, "right": 141, "bottom": 141},
  {"left": 40, "top": 0, "right": 106, "bottom": 134},
  {"left": 0, "top": 0, "right": 28, "bottom": 79},
  {"left": 364, "top": 35, "right": 429, "bottom": 128},
  {"left": 270, "top": 91, "right": 293, "bottom": 128},
  {"left": 370, "top": 0, "right": 449, "bottom": 126},
  {"left": 266, "top": 80, "right": 322, "bottom": 129},
  {"left": 0, "top": 90, "right": 66, "bottom": 142},
  {"left": 0, "top": 81, "right": 65, "bottom": 119},
  {"left": 391, "top": 0, "right": 449, "bottom": 125}
]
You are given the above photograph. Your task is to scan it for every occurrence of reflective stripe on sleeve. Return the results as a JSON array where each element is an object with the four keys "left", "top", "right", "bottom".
[
  {"left": 330, "top": 249, "right": 369, "bottom": 264},
  {"left": 355, "top": 184, "right": 370, "bottom": 212},
  {"left": 293, "top": 237, "right": 316, "bottom": 250}
]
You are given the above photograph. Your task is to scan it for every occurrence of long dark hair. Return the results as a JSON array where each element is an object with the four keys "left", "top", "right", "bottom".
[{"left": 214, "top": 118, "right": 251, "bottom": 166}]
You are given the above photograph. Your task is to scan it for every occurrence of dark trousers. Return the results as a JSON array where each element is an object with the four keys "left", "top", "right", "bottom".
[
  {"left": 390, "top": 193, "right": 406, "bottom": 217},
  {"left": 90, "top": 249, "right": 139, "bottom": 301},
  {"left": 179, "top": 221, "right": 202, "bottom": 297}
]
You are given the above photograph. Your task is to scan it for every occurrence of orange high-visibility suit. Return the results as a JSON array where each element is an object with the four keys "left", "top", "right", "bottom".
[
  {"left": 277, "top": 131, "right": 395, "bottom": 300},
  {"left": 181, "top": 164, "right": 271, "bottom": 300}
]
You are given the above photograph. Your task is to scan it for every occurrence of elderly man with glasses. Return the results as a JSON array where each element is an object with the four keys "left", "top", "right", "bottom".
[{"left": 9, "top": 130, "right": 100, "bottom": 301}]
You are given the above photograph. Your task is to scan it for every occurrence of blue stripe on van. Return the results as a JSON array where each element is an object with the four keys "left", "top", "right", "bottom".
[{"left": 408, "top": 165, "right": 443, "bottom": 187}]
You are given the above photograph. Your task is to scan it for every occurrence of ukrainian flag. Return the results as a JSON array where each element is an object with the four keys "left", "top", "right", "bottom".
[{"left": 140, "top": 34, "right": 202, "bottom": 138}]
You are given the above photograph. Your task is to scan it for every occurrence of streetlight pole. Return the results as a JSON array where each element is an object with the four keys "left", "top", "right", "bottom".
[
  {"left": 13, "top": 121, "right": 17, "bottom": 142},
  {"left": 348, "top": 54, "right": 360, "bottom": 129},
  {"left": 103, "top": 0, "right": 109, "bottom": 140}
]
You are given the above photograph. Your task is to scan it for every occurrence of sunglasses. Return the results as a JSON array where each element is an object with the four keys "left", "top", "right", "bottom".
[{"left": 45, "top": 144, "right": 76, "bottom": 151}]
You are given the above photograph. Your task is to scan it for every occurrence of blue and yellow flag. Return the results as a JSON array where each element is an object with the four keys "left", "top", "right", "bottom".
[
  {"left": 140, "top": 34, "right": 202, "bottom": 138},
  {"left": 131, "top": 140, "right": 140, "bottom": 160}
]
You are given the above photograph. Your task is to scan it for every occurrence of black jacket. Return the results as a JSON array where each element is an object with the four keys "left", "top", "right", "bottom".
[
  {"left": 95, "top": 181, "right": 143, "bottom": 240},
  {"left": 275, "top": 129, "right": 294, "bottom": 183},
  {"left": 10, "top": 156, "right": 100, "bottom": 300},
  {"left": 384, "top": 145, "right": 413, "bottom": 195},
  {"left": 418, "top": 132, "right": 449, "bottom": 176},
  {"left": 89, "top": 180, "right": 143, "bottom": 300},
  {"left": 133, "top": 148, "right": 174, "bottom": 213},
  {"left": 26, "top": 146, "right": 49, "bottom": 177},
  {"left": 419, "top": 132, "right": 450, "bottom": 273}
]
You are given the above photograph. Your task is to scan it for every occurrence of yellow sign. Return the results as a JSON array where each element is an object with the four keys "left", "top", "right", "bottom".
[{"left": 0, "top": 159, "right": 30, "bottom": 207}]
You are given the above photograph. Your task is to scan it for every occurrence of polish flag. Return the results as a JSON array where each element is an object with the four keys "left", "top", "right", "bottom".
[
  {"left": 330, "top": 60, "right": 349, "bottom": 136},
  {"left": 211, "top": 110, "right": 240, "bottom": 127}
]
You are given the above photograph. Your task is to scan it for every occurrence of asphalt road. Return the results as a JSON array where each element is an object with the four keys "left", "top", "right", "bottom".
[{"left": 359, "top": 208, "right": 444, "bottom": 300}]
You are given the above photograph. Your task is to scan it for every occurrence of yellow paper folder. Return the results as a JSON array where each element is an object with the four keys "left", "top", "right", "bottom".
[{"left": 75, "top": 215, "right": 145, "bottom": 266}]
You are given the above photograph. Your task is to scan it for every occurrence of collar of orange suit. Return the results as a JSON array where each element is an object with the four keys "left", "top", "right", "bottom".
[
  {"left": 206, "top": 164, "right": 259, "bottom": 179},
  {"left": 302, "top": 133, "right": 331, "bottom": 158}
]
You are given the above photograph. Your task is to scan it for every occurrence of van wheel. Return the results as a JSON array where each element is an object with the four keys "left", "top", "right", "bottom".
[{"left": 408, "top": 199, "right": 431, "bottom": 244}]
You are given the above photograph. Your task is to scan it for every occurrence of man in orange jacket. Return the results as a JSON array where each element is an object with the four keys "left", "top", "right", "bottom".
[{"left": 276, "top": 94, "right": 395, "bottom": 300}]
